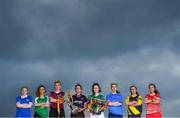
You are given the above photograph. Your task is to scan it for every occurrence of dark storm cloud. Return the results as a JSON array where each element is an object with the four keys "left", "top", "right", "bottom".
[
  {"left": 0, "top": 0, "right": 30, "bottom": 60},
  {"left": 0, "top": 0, "right": 180, "bottom": 61},
  {"left": 0, "top": 0, "right": 180, "bottom": 117}
]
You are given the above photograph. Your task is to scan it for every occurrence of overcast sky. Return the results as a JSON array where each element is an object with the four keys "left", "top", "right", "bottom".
[{"left": 0, "top": 0, "right": 180, "bottom": 117}]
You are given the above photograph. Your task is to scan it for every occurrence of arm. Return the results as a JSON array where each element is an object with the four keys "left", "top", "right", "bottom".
[
  {"left": 152, "top": 97, "right": 160, "bottom": 104},
  {"left": 16, "top": 96, "right": 33, "bottom": 108},
  {"left": 16, "top": 97, "right": 22, "bottom": 108},
  {"left": 127, "top": 101, "right": 138, "bottom": 106},
  {"left": 108, "top": 101, "right": 122, "bottom": 106},
  {"left": 108, "top": 95, "right": 123, "bottom": 106},
  {"left": 16, "top": 102, "right": 23, "bottom": 108},
  {"left": 34, "top": 103, "right": 42, "bottom": 106},
  {"left": 34, "top": 97, "right": 42, "bottom": 107},
  {"left": 34, "top": 102, "right": 49, "bottom": 107},
  {"left": 125, "top": 96, "right": 134, "bottom": 106},
  {"left": 82, "top": 98, "right": 88, "bottom": 110},
  {"left": 42, "top": 97, "right": 50, "bottom": 107},
  {"left": 41, "top": 103, "right": 50, "bottom": 107},
  {"left": 115, "top": 94, "right": 123, "bottom": 106},
  {"left": 144, "top": 98, "right": 152, "bottom": 104},
  {"left": 22, "top": 102, "right": 33, "bottom": 108},
  {"left": 133, "top": 96, "right": 143, "bottom": 106},
  {"left": 78, "top": 101, "right": 88, "bottom": 112},
  {"left": 16, "top": 102, "right": 33, "bottom": 108},
  {"left": 87, "top": 95, "right": 93, "bottom": 112},
  {"left": 49, "top": 97, "right": 57, "bottom": 103},
  {"left": 144, "top": 98, "right": 160, "bottom": 104}
]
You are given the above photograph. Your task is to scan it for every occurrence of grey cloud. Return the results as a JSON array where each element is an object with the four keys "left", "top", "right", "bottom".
[
  {"left": 0, "top": 0, "right": 180, "bottom": 62},
  {"left": 0, "top": 48, "right": 180, "bottom": 116},
  {"left": 0, "top": 0, "right": 180, "bottom": 117}
]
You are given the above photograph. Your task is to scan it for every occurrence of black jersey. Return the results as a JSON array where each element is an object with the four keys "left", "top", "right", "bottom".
[{"left": 71, "top": 94, "right": 87, "bottom": 117}]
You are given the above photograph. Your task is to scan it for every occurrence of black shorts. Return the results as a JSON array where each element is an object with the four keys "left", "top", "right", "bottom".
[
  {"left": 34, "top": 112, "right": 43, "bottom": 117},
  {"left": 108, "top": 112, "right": 123, "bottom": 118},
  {"left": 71, "top": 112, "right": 85, "bottom": 118},
  {"left": 128, "top": 115, "right": 141, "bottom": 118},
  {"left": 49, "top": 108, "right": 65, "bottom": 118}
]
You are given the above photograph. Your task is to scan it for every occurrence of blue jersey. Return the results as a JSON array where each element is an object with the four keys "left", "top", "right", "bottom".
[
  {"left": 16, "top": 96, "right": 32, "bottom": 118},
  {"left": 106, "top": 93, "right": 123, "bottom": 115}
]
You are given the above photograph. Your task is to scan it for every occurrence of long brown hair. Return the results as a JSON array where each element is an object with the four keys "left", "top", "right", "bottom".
[
  {"left": 36, "top": 85, "right": 46, "bottom": 97},
  {"left": 130, "top": 85, "right": 139, "bottom": 96}
]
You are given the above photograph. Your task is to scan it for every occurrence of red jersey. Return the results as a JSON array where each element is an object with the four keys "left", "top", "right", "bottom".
[
  {"left": 145, "top": 93, "right": 161, "bottom": 114},
  {"left": 49, "top": 91, "right": 65, "bottom": 109}
]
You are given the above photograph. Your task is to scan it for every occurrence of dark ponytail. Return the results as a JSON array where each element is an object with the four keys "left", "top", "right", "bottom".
[{"left": 116, "top": 90, "right": 120, "bottom": 94}]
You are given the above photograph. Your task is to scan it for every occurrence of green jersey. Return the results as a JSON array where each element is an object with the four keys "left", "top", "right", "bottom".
[
  {"left": 88, "top": 94, "right": 105, "bottom": 113},
  {"left": 34, "top": 96, "right": 49, "bottom": 118}
]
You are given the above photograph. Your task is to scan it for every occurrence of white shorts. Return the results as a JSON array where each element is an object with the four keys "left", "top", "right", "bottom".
[{"left": 89, "top": 112, "right": 105, "bottom": 118}]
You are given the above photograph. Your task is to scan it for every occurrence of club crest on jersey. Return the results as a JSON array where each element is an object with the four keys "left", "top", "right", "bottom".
[{"left": 26, "top": 99, "right": 29, "bottom": 102}]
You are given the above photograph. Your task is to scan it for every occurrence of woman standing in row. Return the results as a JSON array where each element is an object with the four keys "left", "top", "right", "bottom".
[
  {"left": 70, "top": 83, "right": 88, "bottom": 118},
  {"left": 88, "top": 83, "right": 105, "bottom": 118},
  {"left": 49, "top": 80, "right": 65, "bottom": 118},
  {"left": 15, "top": 82, "right": 162, "bottom": 118},
  {"left": 15, "top": 86, "right": 33, "bottom": 118},
  {"left": 144, "top": 83, "right": 162, "bottom": 118},
  {"left": 34, "top": 85, "right": 49, "bottom": 117},
  {"left": 106, "top": 83, "right": 123, "bottom": 118},
  {"left": 125, "top": 85, "right": 142, "bottom": 118}
]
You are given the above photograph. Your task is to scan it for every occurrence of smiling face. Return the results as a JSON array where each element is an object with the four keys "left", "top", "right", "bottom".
[
  {"left": 75, "top": 86, "right": 82, "bottom": 95},
  {"left": 130, "top": 86, "right": 137, "bottom": 95},
  {"left": 54, "top": 83, "right": 61, "bottom": 91},
  {"left": 93, "top": 85, "right": 100, "bottom": 94},
  {"left": 39, "top": 86, "right": 45, "bottom": 96},
  {"left": 149, "top": 85, "right": 155, "bottom": 94},
  {"left": 111, "top": 84, "right": 118, "bottom": 93},
  {"left": 21, "top": 87, "right": 28, "bottom": 96}
]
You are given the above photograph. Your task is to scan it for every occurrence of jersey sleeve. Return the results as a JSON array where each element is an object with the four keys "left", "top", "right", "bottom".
[
  {"left": 145, "top": 94, "right": 149, "bottom": 100},
  {"left": 137, "top": 95, "right": 143, "bottom": 105},
  {"left": 61, "top": 92, "right": 65, "bottom": 97},
  {"left": 28, "top": 96, "right": 33, "bottom": 103},
  {"left": 16, "top": 96, "right": 20, "bottom": 103},
  {"left": 49, "top": 92, "right": 56, "bottom": 99},
  {"left": 84, "top": 96, "right": 88, "bottom": 103},
  {"left": 88, "top": 95, "right": 92, "bottom": 102},
  {"left": 119, "top": 94, "right": 123, "bottom": 103},
  {"left": 106, "top": 94, "right": 110, "bottom": 101},
  {"left": 155, "top": 94, "right": 161, "bottom": 100},
  {"left": 125, "top": 96, "right": 130, "bottom": 105},
  {"left": 46, "top": 96, "right": 50, "bottom": 104},
  {"left": 34, "top": 97, "right": 38, "bottom": 103}
]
